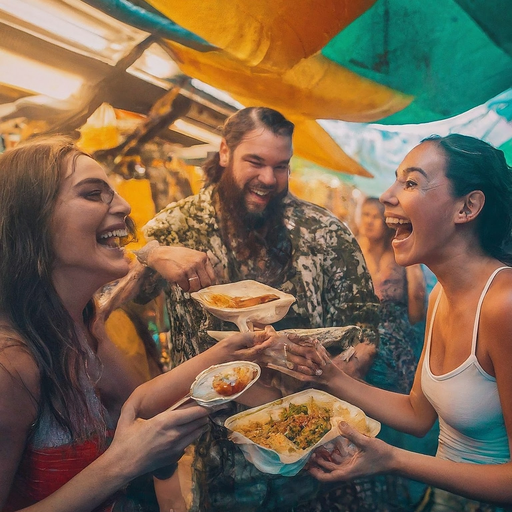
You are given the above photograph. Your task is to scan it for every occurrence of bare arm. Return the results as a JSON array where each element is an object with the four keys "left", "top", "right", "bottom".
[
  {"left": 0, "top": 338, "right": 209, "bottom": 512},
  {"left": 0, "top": 345, "right": 40, "bottom": 510},
  {"left": 308, "top": 273, "right": 512, "bottom": 505},
  {"left": 320, "top": 349, "right": 437, "bottom": 436},
  {"left": 406, "top": 264, "right": 427, "bottom": 325},
  {"left": 129, "top": 328, "right": 327, "bottom": 417}
]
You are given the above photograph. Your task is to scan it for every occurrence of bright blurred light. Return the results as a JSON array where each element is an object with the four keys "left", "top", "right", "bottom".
[
  {"left": 171, "top": 119, "right": 222, "bottom": 146},
  {"left": 0, "top": 0, "right": 148, "bottom": 64},
  {"left": 0, "top": 48, "right": 83, "bottom": 100},
  {"left": 0, "top": 0, "right": 107, "bottom": 51},
  {"left": 127, "top": 43, "right": 181, "bottom": 88}
]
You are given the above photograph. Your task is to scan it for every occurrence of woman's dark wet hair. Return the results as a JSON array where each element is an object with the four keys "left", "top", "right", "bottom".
[
  {"left": 203, "top": 107, "right": 295, "bottom": 184},
  {"left": 424, "top": 134, "right": 512, "bottom": 265}
]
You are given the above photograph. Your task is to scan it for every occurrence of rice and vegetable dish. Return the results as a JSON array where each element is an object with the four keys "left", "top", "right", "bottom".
[{"left": 233, "top": 399, "right": 332, "bottom": 451}]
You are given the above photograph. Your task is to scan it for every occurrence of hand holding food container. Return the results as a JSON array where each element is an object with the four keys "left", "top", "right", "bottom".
[
  {"left": 167, "top": 360, "right": 262, "bottom": 411},
  {"left": 224, "top": 389, "right": 380, "bottom": 476},
  {"left": 191, "top": 279, "right": 296, "bottom": 332},
  {"left": 191, "top": 280, "right": 335, "bottom": 375}
]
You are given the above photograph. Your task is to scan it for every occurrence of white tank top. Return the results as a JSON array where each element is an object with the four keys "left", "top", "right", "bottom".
[{"left": 421, "top": 266, "right": 510, "bottom": 464}]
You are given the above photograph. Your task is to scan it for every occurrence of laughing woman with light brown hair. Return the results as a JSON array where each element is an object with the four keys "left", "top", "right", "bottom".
[{"left": 0, "top": 136, "right": 310, "bottom": 511}]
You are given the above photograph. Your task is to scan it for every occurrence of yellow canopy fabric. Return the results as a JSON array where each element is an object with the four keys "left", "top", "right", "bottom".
[
  {"left": 163, "top": 40, "right": 412, "bottom": 176},
  {"left": 290, "top": 118, "right": 372, "bottom": 177},
  {"left": 147, "top": 0, "right": 379, "bottom": 72},
  {"left": 146, "top": 0, "right": 416, "bottom": 176}
]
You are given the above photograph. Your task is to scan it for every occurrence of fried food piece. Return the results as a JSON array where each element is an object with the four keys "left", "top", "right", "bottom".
[
  {"left": 206, "top": 293, "right": 280, "bottom": 309},
  {"left": 235, "top": 400, "right": 332, "bottom": 451},
  {"left": 212, "top": 366, "right": 258, "bottom": 396}
]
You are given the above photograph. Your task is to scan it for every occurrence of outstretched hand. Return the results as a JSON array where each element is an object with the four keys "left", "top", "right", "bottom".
[
  {"left": 308, "top": 421, "right": 394, "bottom": 482},
  {"left": 263, "top": 340, "right": 376, "bottom": 383},
  {"left": 214, "top": 326, "right": 277, "bottom": 362},
  {"left": 262, "top": 330, "right": 331, "bottom": 377},
  {"left": 213, "top": 326, "right": 330, "bottom": 377},
  {"left": 143, "top": 244, "right": 216, "bottom": 292}
]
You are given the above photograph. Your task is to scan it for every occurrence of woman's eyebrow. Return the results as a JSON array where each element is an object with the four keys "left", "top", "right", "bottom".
[
  {"left": 396, "top": 167, "right": 428, "bottom": 179},
  {"left": 74, "top": 178, "right": 111, "bottom": 187}
]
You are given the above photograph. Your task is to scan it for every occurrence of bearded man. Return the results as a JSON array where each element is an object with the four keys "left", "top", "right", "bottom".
[{"left": 141, "top": 107, "right": 380, "bottom": 511}]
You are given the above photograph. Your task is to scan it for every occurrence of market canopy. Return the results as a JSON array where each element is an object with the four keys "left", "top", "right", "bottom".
[
  {"left": 1, "top": 0, "right": 511, "bottom": 182},
  {"left": 83, "top": 0, "right": 512, "bottom": 178}
]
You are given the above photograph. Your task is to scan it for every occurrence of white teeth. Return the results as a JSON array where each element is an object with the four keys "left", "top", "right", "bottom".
[
  {"left": 385, "top": 217, "right": 411, "bottom": 225},
  {"left": 252, "top": 189, "right": 270, "bottom": 196},
  {"left": 100, "top": 229, "right": 128, "bottom": 239}
]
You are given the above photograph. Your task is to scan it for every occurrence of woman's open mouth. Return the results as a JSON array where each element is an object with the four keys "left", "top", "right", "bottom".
[
  {"left": 385, "top": 217, "right": 413, "bottom": 241},
  {"left": 97, "top": 229, "right": 128, "bottom": 249}
]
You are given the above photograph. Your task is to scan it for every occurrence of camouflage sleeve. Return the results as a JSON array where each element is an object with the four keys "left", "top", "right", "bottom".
[
  {"left": 164, "top": 284, "right": 220, "bottom": 367},
  {"left": 141, "top": 200, "right": 222, "bottom": 367},
  {"left": 136, "top": 208, "right": 190, "bottom": 304},
  {"left": 321, "top": 218, "right": 380, "bottom": 346},
  {"left": 142, "top": 198, "right": 204, "bottom": 249}
]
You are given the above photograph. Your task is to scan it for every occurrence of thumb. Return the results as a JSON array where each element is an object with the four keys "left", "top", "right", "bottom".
[
  {"left": 264, "top": 325, "right": 277, "bottom": 336},
  {"left": 116, "top": 400, "right": 138, "bottom": 431},
  {"left": 337, "top": 421, "right": 368, "bottom": 446}
]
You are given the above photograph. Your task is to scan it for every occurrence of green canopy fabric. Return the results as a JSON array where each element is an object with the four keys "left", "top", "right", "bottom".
[
  {"left": 322, "top": 0, "right": 512, "bottom": 124},
  {"left": 81, "top": 0, "right": 512, "bottom": 177}
]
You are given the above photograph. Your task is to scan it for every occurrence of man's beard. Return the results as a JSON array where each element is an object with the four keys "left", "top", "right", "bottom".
[{"left": 216, "top": 164, "right": 292, "bottom": 283}]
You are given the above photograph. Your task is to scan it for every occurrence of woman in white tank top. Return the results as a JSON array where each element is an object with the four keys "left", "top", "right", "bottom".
[{"left": 291, "top": 134, "right": 512, "bottom": 509}]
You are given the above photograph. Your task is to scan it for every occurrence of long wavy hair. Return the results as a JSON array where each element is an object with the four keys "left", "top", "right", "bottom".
[
  {"left": 0, "top": 136, "right": 123, "bottom": 440},
  {"left": 424, "top": 134, "right": 512, "bottom": 265}
]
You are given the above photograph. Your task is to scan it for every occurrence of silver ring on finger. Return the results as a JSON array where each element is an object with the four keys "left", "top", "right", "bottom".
[
  {"left": 284, "top": 343, "right": 294, "bottom": 369},
  {"left": 188, "top": 276, "right": 199, "bottom": 282}
]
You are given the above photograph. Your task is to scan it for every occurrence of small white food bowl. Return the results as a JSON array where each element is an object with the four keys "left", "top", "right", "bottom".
[
  {"left": 191, "top": 280, "right": 296, "bottom": 332},
  {"left": 190, "top": 361, "right": 261, "bottom": 407},
  {"left": 224, "top": 389, "right": 380, "bottom": 476}
]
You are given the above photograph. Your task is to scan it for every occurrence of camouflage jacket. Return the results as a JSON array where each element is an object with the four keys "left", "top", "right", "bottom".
[
  {"left": 142, "top": 186, "right": 380, "bottom": 511},
  {"left": 143, "top": 185, "right": 379, "bottom": 368}
]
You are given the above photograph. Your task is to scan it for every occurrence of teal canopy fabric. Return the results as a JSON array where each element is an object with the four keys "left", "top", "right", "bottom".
[
  {"left": 322, "top": 0, "right": 512, "bottom": 124},
  {"left": 80, "top": 0, "right": 512, "bottom": 180}
]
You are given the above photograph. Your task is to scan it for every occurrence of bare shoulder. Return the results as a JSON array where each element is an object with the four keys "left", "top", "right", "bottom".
[
  {"left": 0, "top": 320, "right": 40, "bottom": 508},
  {"left": 482, "top": 268, "right": 512, "bottom": 323},
  {"left": 0, "top": 319, "right": 40, "bottom": 421},
  {"left": 479, "top": 269, "right": 512, "bottom": 360}
]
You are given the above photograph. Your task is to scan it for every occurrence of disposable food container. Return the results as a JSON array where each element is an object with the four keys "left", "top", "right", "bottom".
[
  {"left": 224, "top": 389, "right": 380, "bottom": 476},
  {"left": 190, "top": 361, "right": 261, "bottom": 407},
  {"left": 191, "top": 280, "right": 296, "bottom": 331}
]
